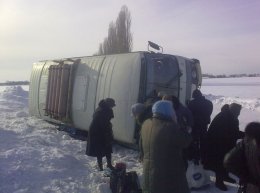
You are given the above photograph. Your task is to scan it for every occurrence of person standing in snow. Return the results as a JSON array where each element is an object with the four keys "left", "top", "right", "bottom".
[
  {"left": 203, "top": 103, "right": 244, "bottom": 191},
  {"left": 187, "top": 89, "right": 213, "bottom": 161},
  {"left": 86, "top": 98, "right": 116, "bottom": 171},
  {"left": 224, "top": 122, "right": 260, "bottom": 193},
  {"left": 163, "top": 95, "right": 194, "bottom": 169},
  {"left": 139, "top": 100, "right": 192, "bottom": 193},
  {"left": 131, "top": 103, "right": 146, "bottom": 143}
]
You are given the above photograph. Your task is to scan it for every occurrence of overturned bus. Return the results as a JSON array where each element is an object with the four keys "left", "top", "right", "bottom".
[{"left": 29, "top": 50, "right": 202, "bottom": 147}]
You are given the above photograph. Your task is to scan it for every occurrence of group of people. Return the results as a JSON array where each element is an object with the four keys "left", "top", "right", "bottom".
[{"left": 85, "top": 90, "right": 260, "bottom": 193}]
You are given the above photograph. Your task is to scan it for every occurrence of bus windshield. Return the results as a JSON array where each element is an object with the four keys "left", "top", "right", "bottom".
[{"left": 145, "top": 55, "right": 179, "bottom": 99}]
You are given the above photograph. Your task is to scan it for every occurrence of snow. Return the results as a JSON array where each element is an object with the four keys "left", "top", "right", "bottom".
[
  {"left": 0, "top": 77, "right": 260, "bottom": 193},
  {"left": 201, "top": 77, "right": 260, "bottom": 131}
]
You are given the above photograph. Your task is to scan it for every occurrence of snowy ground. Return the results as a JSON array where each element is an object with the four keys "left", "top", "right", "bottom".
[{"left": 0, "top": 77, "right": 260, "bottom": 193}]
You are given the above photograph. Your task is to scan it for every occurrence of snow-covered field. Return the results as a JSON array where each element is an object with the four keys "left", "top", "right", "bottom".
[
  {"left": 201, "top": 77, "right": 260, "bottom": 130},
  {"left": 0, "top": 77, "right": 260, "bottom": 193}
]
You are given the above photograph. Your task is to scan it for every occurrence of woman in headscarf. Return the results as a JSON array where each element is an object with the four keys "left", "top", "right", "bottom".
[{"left": 139, "top": 100, "right": 192, "bottom": 193}]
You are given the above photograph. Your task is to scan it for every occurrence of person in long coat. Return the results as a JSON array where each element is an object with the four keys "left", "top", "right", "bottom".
[
  {"left": 139, "top": 100, "right": 192, "bottom": 193},
  {"left": 203, "top": 103, "right": 244, "bottom": 191},
  {"left": 224, "top": 122, "right": 260, "bottom": 193},
  {"left": 187, "top": 89, "right": 213, "bottom": 161},
  {"left": 86, "top": 98, "right": 115, "bottom": 171}
]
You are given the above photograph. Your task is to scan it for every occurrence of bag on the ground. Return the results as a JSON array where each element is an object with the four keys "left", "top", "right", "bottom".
[
  {"left": 124, "top": 171, "right": 142, "bottom": 193},
  {"left": 110, "top": 162, "right": 142, "bottom": 193},
  {"left": 110, "top": 163, "right": 126, "bottom": 193},
  {"left": 186, "top": 160, "right": 211, "bottom": 189}
]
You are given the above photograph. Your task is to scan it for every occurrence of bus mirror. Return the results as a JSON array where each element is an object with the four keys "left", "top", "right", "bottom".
[{"left": 148, "top": 41, "right": 163, "bottom": 53}]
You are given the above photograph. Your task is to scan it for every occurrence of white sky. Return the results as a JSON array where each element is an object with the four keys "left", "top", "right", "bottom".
[{"left": 1, "top": 0, "right": 260, "bottom": 82}]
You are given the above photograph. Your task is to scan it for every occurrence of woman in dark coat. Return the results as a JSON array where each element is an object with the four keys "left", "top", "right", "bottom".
[
  {"left": 86, "top": 98, "right": 115, "bottom": 171},
  {"left": 139, "top": 100, "right": 192, "bottom": 193},
  {"left": 224, "top": 122, "right": 260, "bottom": 193},
  {"left": 202, "top": 103, "right": 244, "bottom": 191}
]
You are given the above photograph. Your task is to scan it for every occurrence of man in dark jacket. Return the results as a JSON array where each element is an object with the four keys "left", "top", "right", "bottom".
[
  {"left": 164, "top": 95, "right": 194, "bottom": 132},
  {"left": 203, "top": 103, "right": 244, "bottom": 191},
  {"left": 86, "top": 98, "right": 115, "bottom": 171},
  {"left": 187, "top": 89, "right": 213, "bottom": 161},
  {"left": 139, "top": 100, "right": 192, "bottom": 193}
]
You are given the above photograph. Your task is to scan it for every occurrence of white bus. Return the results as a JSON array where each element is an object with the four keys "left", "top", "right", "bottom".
[{"left": 29, "top": 50, "right": 201, "bottom": 147}]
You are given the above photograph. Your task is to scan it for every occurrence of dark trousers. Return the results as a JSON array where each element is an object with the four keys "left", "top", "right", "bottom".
[{"left": 97, "top": 154, "right": 112, "bottom": 170}]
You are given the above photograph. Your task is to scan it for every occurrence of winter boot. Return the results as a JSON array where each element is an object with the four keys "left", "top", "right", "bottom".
[
  {"left": 106, "top": 154, "right": 114, "bottom": 170},
  {"left": 97, "top": 157, "right": 103, "bottom": 171}
]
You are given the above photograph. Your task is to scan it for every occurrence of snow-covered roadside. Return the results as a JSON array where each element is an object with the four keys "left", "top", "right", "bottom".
[
  {"left": 0, "top": 81, "right": 259, "bottom": 193},
  {"left": 0, "top": 86, "right": 141, "bottom": 193}
]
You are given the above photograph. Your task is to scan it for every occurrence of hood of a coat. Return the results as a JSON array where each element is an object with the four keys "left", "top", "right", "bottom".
[{"left": 229, "top": 103, "right": 242, "bottom": 118}]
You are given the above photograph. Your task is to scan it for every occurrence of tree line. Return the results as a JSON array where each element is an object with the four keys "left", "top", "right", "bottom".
[
  {"left": 0, "top": 81, "right": 29, "bottom": 86},
  {"left": 202, "top": 73, "right": 260, "bottom": 78}
]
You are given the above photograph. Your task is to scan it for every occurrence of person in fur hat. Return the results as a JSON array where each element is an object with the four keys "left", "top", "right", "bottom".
[{"left": 86, "top": 98, "right": 116, "bottom": 171}]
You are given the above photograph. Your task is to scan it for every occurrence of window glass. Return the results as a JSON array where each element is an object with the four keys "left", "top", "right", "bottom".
[
  {"left": 146, "top": 56, "right": 179, "bottom": 99},
  {"left": 147, "top": 57, "right": 178, "bottom": 85}
]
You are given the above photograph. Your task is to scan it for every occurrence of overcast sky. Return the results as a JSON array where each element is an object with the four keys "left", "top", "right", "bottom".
[{"left": 0, "top": 0, "right": 260, "bottom": 82}]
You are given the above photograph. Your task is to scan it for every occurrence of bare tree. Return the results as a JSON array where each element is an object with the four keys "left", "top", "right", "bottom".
[
  {"left": 97, "top": 5, "right": 133, "bottom": 55},
  {"left": 98, "top": 43, "right": 104, "bottom": 55},
  {"left": 107, "top": 22, "right": 117, "bottom": 54},
  {"left": 116, "top": 5, "right": 132, "bottom": 53},
  {"left": 102, "top": 37, "right": 109, "bottom": 55}
]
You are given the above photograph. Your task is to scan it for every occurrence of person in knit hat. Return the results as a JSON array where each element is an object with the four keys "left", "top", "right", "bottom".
[
  {"left": 131, "top": 103, "right": 146, "bottom": 121},
  {"left": 152, "top": 100, "right": 177, "bottom": 122},
  {"left": 139, "top": 100, "right": 192, "bottom": 193}
]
